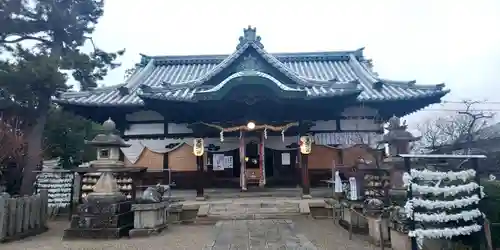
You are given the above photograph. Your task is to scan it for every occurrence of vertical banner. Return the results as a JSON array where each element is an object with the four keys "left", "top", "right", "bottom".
[
  {"left": 349, "top": 177, "right": 358, "bottom": 200},
  {"left": 213, "top": 154, "right": 225, "bottom": 171},
  {"left": 223, "top": 156, "right": 233, "bottom": 169},
  {"left": 259, "top": 132, "right": 266, "bottom": 186},
  {"left": 239, "top": 131, "right": 246, "bottom": 190},
  {"left": 281, "top": 153, "right": 291, "bottom": 165}
]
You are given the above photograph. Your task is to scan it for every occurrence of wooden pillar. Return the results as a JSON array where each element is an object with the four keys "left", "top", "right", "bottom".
[
  {"left": 196, "top": 155, "right": 204, "bottom": 200},
  {"left": 403, "top": 157, "right": 418, "bottom": 250},
  {"left": 239, "top": 131, "right": 247, "bottom": 191},
  {"left": 299, "top": 121, "right": 313, "bottom": 199},
  {"left": 301, "top": 153, "right": 311, "bottom": 198},
  {"left": 190, "top": 125, "right": 206, "bottom": 201},
  {"left": 471, "top": 157, "right": 483, "bottom": 250}
]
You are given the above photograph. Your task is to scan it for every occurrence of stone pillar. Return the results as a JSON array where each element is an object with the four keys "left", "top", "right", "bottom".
[
  {"left": 301, "top": 153, "right": 311, "bottom": 198},
  {"left": 300, "top": 134, "right": 313, "bottom": 199}
]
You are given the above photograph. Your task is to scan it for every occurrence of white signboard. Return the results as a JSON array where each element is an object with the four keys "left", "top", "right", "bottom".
[
  {"left": 213, "top": 154, "right": 225, "bottom": 171},
  {"left": 281, "top": 153, "right": 291, "bottom": 165},
  {"left": 224, "top": 156, "right": 233, "bottom": 169}
]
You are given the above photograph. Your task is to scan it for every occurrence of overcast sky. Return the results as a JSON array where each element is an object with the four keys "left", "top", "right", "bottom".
[{"left": 87, "top": 0, "right": 500, "bottom": 126}]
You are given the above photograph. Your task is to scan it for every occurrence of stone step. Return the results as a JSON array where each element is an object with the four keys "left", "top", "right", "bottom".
[
  {"left": 193, "top": 201, "right": 314, "bottom": 224},
  {"left": 196, "top": 212, "right": 305, "bottom": 225}
]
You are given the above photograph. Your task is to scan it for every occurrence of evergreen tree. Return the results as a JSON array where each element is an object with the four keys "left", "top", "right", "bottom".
[
  {"left": 0, "top": 0, "right": 124, "bottom": 194},
  {"left": 43, "top": 107, "right": 100, "bottom": 169}
]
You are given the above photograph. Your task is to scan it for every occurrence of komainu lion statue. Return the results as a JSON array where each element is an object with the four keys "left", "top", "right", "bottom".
[{"left": 139, "top": 183, "right": 170, "bottom": 203}]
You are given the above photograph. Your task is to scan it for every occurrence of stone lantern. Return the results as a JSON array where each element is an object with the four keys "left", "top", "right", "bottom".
[
  {"left": 87, "top": 118, "right": 130, "bottom": 168},
  {"left": 380, "top": 116, "right": 420, "bottom": 157},
  {"left": 64, "top": 118, "right": 136, "bottom": 239},
  {"left": 85, "top": 117, "right": 131, "bottom": 199},
  {"left": 380, "top": 116, "right": 420, "bottom": 190}
]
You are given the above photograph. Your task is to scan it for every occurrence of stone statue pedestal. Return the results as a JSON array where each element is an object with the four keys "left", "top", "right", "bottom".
[
  {"left": 64, "top": 198, "right": 134, "bottom": 239},
  {"left": 129, "top": 201, "right": 169, "bottom": 238},
  {"left": 64, "top": 170, "right": 134, "bottom": 239}
]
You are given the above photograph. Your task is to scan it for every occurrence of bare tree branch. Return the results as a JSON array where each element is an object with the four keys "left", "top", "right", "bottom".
[
  {"left": 457, "top": 100, "right": 494, "bottom": 153},
  {"left": 414, "top": 100, "right": 494, "bottom": 153}
]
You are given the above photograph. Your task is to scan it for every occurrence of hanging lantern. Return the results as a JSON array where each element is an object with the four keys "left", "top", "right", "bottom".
[
  {"left": 299, "top": 135, "right": 312, "bottom": 154},
  {"left": 193, "top": 138, "right": 204, "bottom": 156}
]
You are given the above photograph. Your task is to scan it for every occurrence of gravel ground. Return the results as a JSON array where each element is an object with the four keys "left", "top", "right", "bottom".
[
  {"left": 3, "top": 221, "right": 214, "bottom": 250},
  {"left": 3, "top": 219, "right": 379, "bottom": 250}
]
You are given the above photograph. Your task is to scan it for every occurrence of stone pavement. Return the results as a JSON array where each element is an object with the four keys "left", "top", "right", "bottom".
[
  {"left": 4, "top": 218, "right": 378, "bottom": 250},
  {"left": 0, "top": 217, "right": 380, "bottom": 250},
  {"left": 204, "top": 220, "right": 318, "bottom": 250}
]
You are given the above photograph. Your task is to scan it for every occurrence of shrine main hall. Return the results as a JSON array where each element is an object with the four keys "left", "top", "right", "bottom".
[{"left": 55, "top": 26, "right": 448, "bottom": 195}]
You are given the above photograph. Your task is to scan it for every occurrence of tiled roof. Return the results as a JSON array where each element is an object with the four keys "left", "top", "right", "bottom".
[{"left": 56, "top": 26, "right": 448, "bottom": 106}]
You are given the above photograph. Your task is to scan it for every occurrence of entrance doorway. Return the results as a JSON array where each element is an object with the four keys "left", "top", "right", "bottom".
[
  {"left": 264, "top": 148, "right": 274, "bottom": 177},
  {"left": 207, "top": 135, "right": 299, "bottom": 188},
  {"left": 245, "top": 140, "right": 260, "bottom": 185}
]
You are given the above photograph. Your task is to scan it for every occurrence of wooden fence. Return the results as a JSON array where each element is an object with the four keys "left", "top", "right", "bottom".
[{"left": 0, "top": 190, "right": 49, "bottom": 243}]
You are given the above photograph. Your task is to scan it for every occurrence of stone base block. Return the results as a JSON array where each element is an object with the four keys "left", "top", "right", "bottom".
[
  {"left": 299, "top": 202, "right": 311, "bottom": 214},
  {"left": 301, "top": 194, "right": 312, "bottom": 199},
  {"left": 168, "top": 203, "right": 183, "bottom": 213},
  {"left": 70, "top": 211, "right": 134, "bottom": 229},
  {"left": 195, "top": 196, "right": 206, "bottom": 201},
  {"left": 86, "top": 193, "right": 126, "bottom": 203},
  {"left": 168, "top": 211, "right": 181, "bottom": 224},
  {"left": 132, "top": 202, "right": 169, "bottom": 229},
  {"left": 78, "top": 200, "right": 132, "bottom": 215},
  {"left": 129, "top": 224, "right": 167, "bottom": 238},
  {"left": 63, "top": 225, "right": 133, "bottom": 240}
]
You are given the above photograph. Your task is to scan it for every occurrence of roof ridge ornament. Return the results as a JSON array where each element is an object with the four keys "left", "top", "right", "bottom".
[
  {"left": 117, "top": 86, "right": 129, "bottom": 96},
  {"left": 237, "top": 26, "right": 264, "bottom": 49},
  {"left": 237, "top": 55, "right": 263, "bottom": 71}
]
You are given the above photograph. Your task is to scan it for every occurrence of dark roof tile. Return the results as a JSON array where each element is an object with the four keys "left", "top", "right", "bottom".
[{"left": 56, "top": 27, "right": 448, "bottom": 106}]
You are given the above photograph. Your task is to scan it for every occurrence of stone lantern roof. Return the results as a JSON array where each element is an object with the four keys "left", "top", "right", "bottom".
[
  {"left": 86, "top": 118, "right": 131, "bottom": 148},
  {"left": 380, "top": 115, "right": 421, "bottom": 143}
]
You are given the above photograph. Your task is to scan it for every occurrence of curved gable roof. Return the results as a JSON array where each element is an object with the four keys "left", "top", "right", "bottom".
[{"left": 56, "top": 26, "right": 448, "bottom": 106}]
